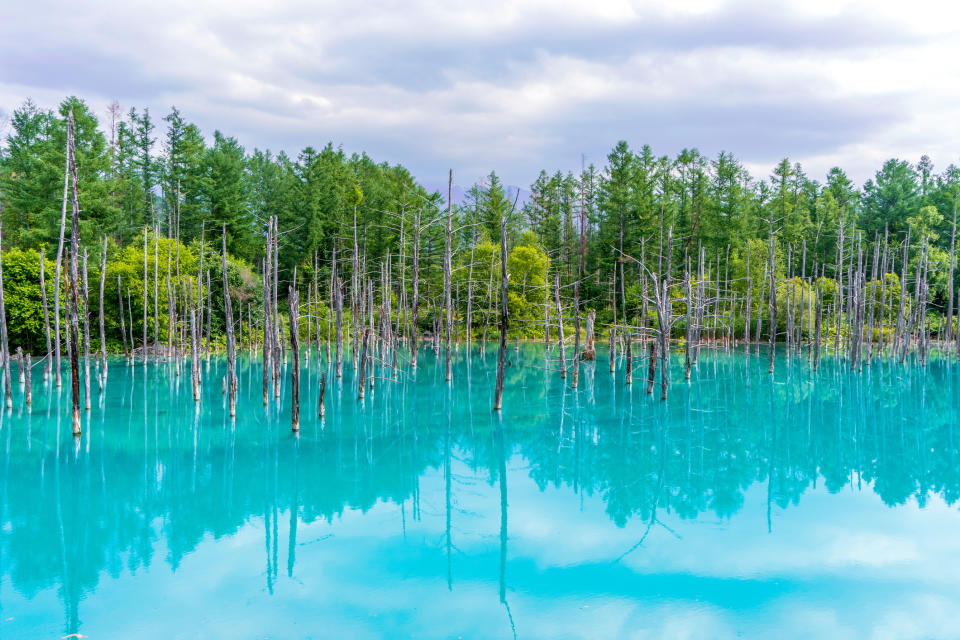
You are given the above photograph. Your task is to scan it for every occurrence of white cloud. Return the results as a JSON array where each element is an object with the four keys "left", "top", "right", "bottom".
[{"left": 2, "top": 0, "right": 960, "bottom": 188}]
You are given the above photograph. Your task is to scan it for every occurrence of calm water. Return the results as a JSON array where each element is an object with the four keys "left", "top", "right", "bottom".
[{"left": 2, "top": 344, "right": 959, "bottom": 639}]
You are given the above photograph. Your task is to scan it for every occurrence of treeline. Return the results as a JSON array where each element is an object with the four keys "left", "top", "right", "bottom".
[{"left": 1, "top": 96, "right": 958, "bottom": 357}]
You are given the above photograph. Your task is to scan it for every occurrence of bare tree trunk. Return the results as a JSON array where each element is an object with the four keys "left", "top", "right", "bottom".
[
  {"left": 143, "top": 227, "right": 148, "bottom": 361},
  {"left": 571, "top": 281, "right": 581, "bottom": 390},
  {"left": 878, "top": 230, "right": 889, "bottom": 356},
  {"left": 67, "top": 110, "right": 82, "bottom": 434},
  {"left": 189, "top": 278, "right": 200, "bottom": 402},
  {"left": 767, "top": 217, "right": 777, "bottom": 374},
  {"left": 54, "top": 112, "right": 71, "bottom": 389},
  {"left": 948, "top": 198, "right": 957, "bottom": 343},
  {"left": 205, "top": 270, "right": 212, "bottom": 357},
  {"left": 351, "top": 207, "right": 360, "bottom": 369},
  {"left": 813, "top": 265, "right": 823, "bottom": 371},
  {"left": 98, "top": 239, "right": 107, "bottom": 388},
  {"left": 555, "top": 272, "right": 566, "bottom": 378},
  {"left": 609, "top": 278, "right": 616, "bottom": 373},
  {"left": 118, "top": 276, "right": 129, "bottom": 360},
  {"left": 358, "top": 328, "right": 369, "bottom": 400},
  {"left": 272, "top": 218, "right": 282, "bottom": 395},
  {"left": 127, "top": 288, "right": 135, "bottom": 361},
  {"left": 318, "top": 370, "right": 326, "bottom": 419},
  {"left": 834, "top": 218, "right": 845, "bottom": 355},
  {"left": 582, "top": 310, "right": 596, "bottom": 360},
  {"left": 40, "top": 248, "right": 52, "bottom": 381},
  {"left": 445, "top": 169, "right": 453, "bottom": 382},
  {"left": 154, "top": 225, "right": 159, "bottom": 360},
  {"left": 744, "top": 246, "right": 752, "bottom": 344},
  {"left": 307, "top": 271, "right": 313, "bottom": 363},
  {"left": 25, "top": 353, "right": 31, "bottom": 408},
  {"left": 466, "top": 242, "right": 475, "bottom": 347},
  {"left": 493, "top": 218, "right": 508, "bottom": 412},
  {"left": 82, "top": 249, "right": 90, "bottom": 411},
  {"left": 482, "top": 248, "right": 495, "bottom": 349},
  {"left": 223, "top": 226, "right": 237, "bottom": 417},
  {"left": 894, "top": 230, "right": 910, "bottom": 359},
  {"left": 645, "top": 340, "right": 657, "bottom": 395},
  {"left": 685, "top": 263, "right": 693, "bottom": 380},
  {"left": 198, "top": 223, "right": 205, "bottom": 355},
  {"left": 263, "top": 227, "right": 273, "bottom": 404},
  {"left": 411, "top": 208, "right": 421, "bottom": 368},
  {"left": 334, "top": 251, "right": 344, "bottom": 379},
  {"left": 289, "top": 284, "right": 300, "bottom": 430},
  {"left": 166, "top": 239, "right": 174, "bottom": 361},
  {"left": 659, "top": 229, "right": 673, "bottom": 400},
  {"left": 0, "top": 218, "right": 10, "bottom": 410}
]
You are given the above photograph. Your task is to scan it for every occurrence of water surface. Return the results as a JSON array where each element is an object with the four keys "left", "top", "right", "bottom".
[{"left": 2, "top": 345, "right": 959, "bottom": 639}]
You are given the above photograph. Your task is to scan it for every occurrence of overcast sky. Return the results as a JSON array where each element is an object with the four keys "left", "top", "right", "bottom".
[{"left": 2, "top": 0, "right": 959, "bottom": 191}]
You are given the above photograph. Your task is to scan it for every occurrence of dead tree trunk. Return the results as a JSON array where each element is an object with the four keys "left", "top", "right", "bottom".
[
  {"left": 154, "top": 226, "right": 159, "bottom": 360},
  {"left": 24, "top": 353, "right": 31, "bottom": 408},
  {"left": 834, "top": 218, "right": 845, "bottom": 355},
  {"left": 0, "top": 219, "right": 10, "bottom": 410},
  {"left": 335, "top": 254, "right": 344, "bottom": 378},
  {"left": 767, "top": 217, "right": 777, "bottom": 374},
  {"left": 263, "top": 227, "right": 273, "bottom": 404},
  {"left": 645, "top": 340, "right": 657, "bottom": 395},
  {"left": 555, "top": 272, "right": 566, "bottom": 378},
  {"left": 118, "top": 276, "right": 129, "bottom": 359},
  {"left": 54, "top": 111, "right": 71, "bottom": 388},
  {"left": 318, "top": 370, "right": 326, "bottom": 419},
  {"left": 143, "top": 227, "right": 148, "bottom": 361},
  {"left": 289, "top": 285, "right": 300, "bottom": 430},
  {"left": 814, "top": 266, "right": 824, "bottom": 371},
  {"left": 948, "top": 198, "right": 957, "bottom": 344},
  {"left": 357, "top": 327, "right": 369, "bottom": 401},
  {"left": 609, "top": 279, "right": 616, "bottom": 373},
  {"left": 571, "top": 283, "right": 581, "bottom": 390},
  {"left": 482, "top": 249, "right": 495, "bottom": 349},
  {"left": 82, "top": 249, "right": 90, "bottom": 411},
  {"left": 685, "top": 263, "right": 693, "bottom": 380},
  {"left": 98, "top": 238, "right": 107, "bottom": 389},
  {"left": 205, "top": 270, "right": 212, "bottom": 357},
  {"left": 223, "top": 226, "right": 237, "bottom": 417},
  {"left": 127, "top": 288, "right": 135, "bottom": 361},
  {"left": 493, "top": 218, "right": 508, "bottom": 412},
  {"left": 67, "top": 111, "right": 82, "bottom": 434},
  {"left": 411, "top": 207, "right": 421, "bottom": 368},
  {"left": 445, "top": 169, "right": 454, "bottom": 381},
  {"left": 166, "top": 239, "right": 174, "bottom": 362},
  {"left": 272, "top": 217, "right": 281, "bottom": 396},
  {"left": 189, "top": 278, "right": 200, "bottom": 403},
  {"left": 582, "top": 310, "right": 596, "bottom": 361},
  {"left": 40, "top": 248, "right": 52, "bottom": 381},
  {"left": 894, "top": 230, "right": 910, "bottom": 359},
  {"left": 744, "top": 247, "right": 752, "bottom": 344}
]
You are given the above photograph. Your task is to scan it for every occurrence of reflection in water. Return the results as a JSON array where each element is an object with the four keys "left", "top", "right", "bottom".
[{"left": 1, "top": 345, "right": 959, "bottom": 637}]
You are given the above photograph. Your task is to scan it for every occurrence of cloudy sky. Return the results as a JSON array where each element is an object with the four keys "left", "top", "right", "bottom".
[{"left": 2, "top": 0, "right": 959, "bottom": 191}]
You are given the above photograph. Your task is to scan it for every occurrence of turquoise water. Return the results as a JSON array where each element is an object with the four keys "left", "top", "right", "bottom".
[{"left": 2, "top": 344, "right": 959, "bottom": 639}]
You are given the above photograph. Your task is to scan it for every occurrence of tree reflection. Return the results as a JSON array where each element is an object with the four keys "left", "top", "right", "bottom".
[{"left": 1, "top": 347, "right": 957, "bottom": 633}]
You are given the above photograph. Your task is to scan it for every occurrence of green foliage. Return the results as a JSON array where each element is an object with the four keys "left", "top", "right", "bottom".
[
  {"left": 0, "top": 248, "right": 50, "bottom": 353},
  {"left": 2, "top": 96, "right": 959, "bottom": 345}
]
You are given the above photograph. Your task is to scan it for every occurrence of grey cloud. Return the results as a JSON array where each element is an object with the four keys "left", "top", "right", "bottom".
[
  {"left": 0, "top": 0, "right": 950, "bottom": 190},
  {"left": 278, "top": 1, "right": 918, "bottom": 93},
  {"left": 0, "top": 49, "right": 189, "bottom": 100}
]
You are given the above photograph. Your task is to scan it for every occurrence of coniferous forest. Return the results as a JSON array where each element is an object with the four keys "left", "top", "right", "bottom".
[{"left": 0, "top": 95, "right": 958, "bottom": 413}]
